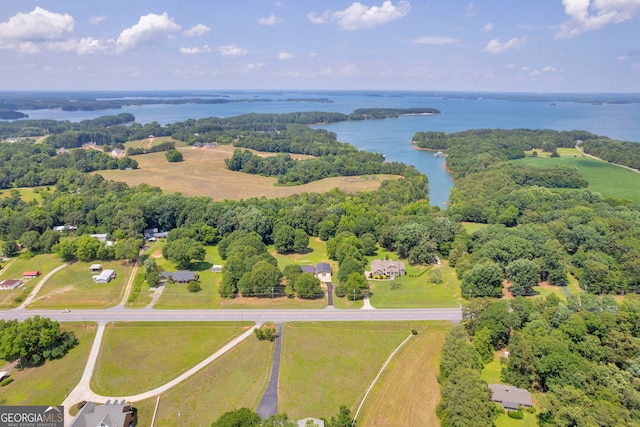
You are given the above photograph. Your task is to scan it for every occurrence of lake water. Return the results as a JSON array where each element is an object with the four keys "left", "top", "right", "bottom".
[{"left": 14, "top": 91, "right": 640, "bottom": 207}]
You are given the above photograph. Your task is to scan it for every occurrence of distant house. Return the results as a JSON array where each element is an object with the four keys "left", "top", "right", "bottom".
[
  {"left": 52, "top": 224, "right": 77, "bottom": 233},
  {"left": 0, "top": 279, "right": 22, "bottom": 290},
  {"left": 161, "top": 270, "right": 198, "bottom": 283},
  {"left": 90, "top": 264, "right": 102, "bottom": 273},
  {"left": 489, "top": 384, "right": 533, "bottom": 411},
  {"left": 300, "top": 263, "right": 332, "bottom": 282},
  {"left": 90, "top": 234, "right": 109, "bottom": 242},
  {"left": 143, "top": 228, "right": 169, "bottom": 241},
  {"left": 22, "top": 271, "right": 41, "bottom": 278},
  {"left": 369, "top": 260, "right": 406, "bottom": 278},
  {"left": 71, "top": 399, "right": 135, "bottom": 427},
  {"left": 111, "top": 149, "right": 125, "bottom": 156},
  {"left": 211, "top": 265, "right": 223, "bottom": 273},
  {"left": 93, "top": 269, "right": 116, "bottom": 284}
]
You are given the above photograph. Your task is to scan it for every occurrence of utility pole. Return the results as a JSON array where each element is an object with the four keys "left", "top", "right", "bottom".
[{"left": 353, "top": 288, "right": 356, "bottom": 303}]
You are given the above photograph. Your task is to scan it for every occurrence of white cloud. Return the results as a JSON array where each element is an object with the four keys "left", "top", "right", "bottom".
[
  {"left": 483, "top": 22, "right": 494, "bottom": 32},
  {"left": 529, "top": 70, "right": 541, "bottom": 76},
  {"left": 308, "top": 1, "right": 410, "bottom": 30},
  {"left": 617, "top": 54, "right": 630, "bottom": 60},
  {"left": 277, "top": 52, "right": 294, "bottom": 59},
  {"left": 258, "top": 14, "right": 284, "bottom": 26},
  {"left": 520, "top": 66, "right": 530, "bottom": 71},
  {"left": 411, "top": 36, "right": 459, "bottom": 45},
  {"left": 185, "top": 24, "right": 211, "bottom": 37},
  {"left": 76, "top": 37, "right": 109, "bottom": 55},
  {"left": 542, "top": 65, "right": 558, "bottom": 72},
  {"left": 90, "top": 15, "right": 107, "bottom": 25},
  {"left": 116, "top": 12, "right": 181, "bottom": 52},
  {"left": 219, "top": 44, "right": 248, "bottom": 57},
  {"left": 484, "top": 36, "right": 527, "bottom": 53},
  {"left": 244, "top": 62, "right": 267, "bottom": 71},
  {"left": 465, "top": 2, "right": 477, "bottom": 17},
  {"left": 180, "top": 45, "right": 212, "bottom": 54},
  {"left": 506, "top": 63, "right": 516, "bottom": 69},
  {"left": 19, "top": 41, "right": 41, "bottom": 54},
  {"left": 0, "top": 7, "right": 74, "bottom": 42},
  {"left": 557, "top": 0, "right": 640, "bottom": 38}
]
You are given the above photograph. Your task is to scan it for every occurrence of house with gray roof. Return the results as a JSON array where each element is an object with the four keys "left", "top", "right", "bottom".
[
  {"left": 161, "top": 270, "right": 198, "bottom": 283},
  {"left": 300, "top": 263, "right": 332, "bottom": 282},
  {"left": 71, "top": 399, "right": 135, "bottom": 427},
  {"left": 489, "top": 384, "right": 533, "bottom": 411},
  {"left": 369, "top": 259, "right": 406, "bottom": 278}
]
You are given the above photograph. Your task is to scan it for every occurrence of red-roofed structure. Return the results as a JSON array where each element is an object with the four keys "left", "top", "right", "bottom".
[{"left": 22, "top": 271, "right": 41, "bottom": 278}]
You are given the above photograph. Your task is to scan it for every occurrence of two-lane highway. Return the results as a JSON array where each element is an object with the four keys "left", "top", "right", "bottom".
[{"left": 0, "top": 307, "right": 462, "bottom": 323}]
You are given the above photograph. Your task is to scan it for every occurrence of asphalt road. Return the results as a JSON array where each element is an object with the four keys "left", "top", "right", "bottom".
[{"left": 0, "top": 307, "right": 462, "bottom": 323}]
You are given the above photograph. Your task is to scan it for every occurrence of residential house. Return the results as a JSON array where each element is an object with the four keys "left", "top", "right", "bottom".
[
  {"left": 71, "top": 399, "right": 135, "bottom": 427},
  {"left": 93, "top": 269, "right": 116, "bottom": 284},
  {"left": 211, "top": 265, "right": 223, "bottom": 273},
  {"left": 488, "top": 384, "right": 533, "bottom": 411},
  {"left": 369, "top": 260, "right": 406, "bottom": 278},
  {"left": 90, "top": 264, "right": 102, "bottom": 273},
  {"left": 90, "top": 234, "right": 109, "bottom": 243},
  {"left": 143, "top": 228, "right": 169, "bottom": 241},
  {"left": 52, "top": 225, "right": 78, "bottom": 233},
  {"left": 297, "top": 418, "right": 325, "bottom": 427},
  {"left": 161, "top": 271, "right": 198, "bottom": 283},
  {"left": 0, "top": 279, "right": 22, "bottom": 290},
  {"left": 300, "top": 263, "right": 332, "bottom": 282}
]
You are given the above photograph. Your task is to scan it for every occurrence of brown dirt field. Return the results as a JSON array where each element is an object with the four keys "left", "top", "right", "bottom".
[
  {"left": 502, "top": 279, "right": 514, "bottom": 299},
  {"left": 94, "top": 146, "right": 399, "bottom": 201}
]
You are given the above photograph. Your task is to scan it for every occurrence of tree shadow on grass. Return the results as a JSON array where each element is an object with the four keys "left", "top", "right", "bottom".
[{"left": 190, "top": 260, "right": 213, "bottom": 272}]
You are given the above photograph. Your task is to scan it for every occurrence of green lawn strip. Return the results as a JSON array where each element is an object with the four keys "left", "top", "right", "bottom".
[
  {"left": 512, "top": 155, "right": 640, "bottom": 204},
  {"left": 461, "top": 221, "right": 489, "bottom": 234},
  {"left": 91, "top": 322, "right": 249, "bottom": 396},
  {"left": 0, "top": 254, "right": 64, "bottom": 308},
  {"left": 27, "top": 261, "right": 131, "bottom": 309},
  {"left": 131, "top": 334, "right": 273, "bottom": 427},
  {"left": 271, "top": 237, "right": 330, "bottom": 270},
  {"left": 124, "top": 270, "right": 153, "bottom": 308},
  {"left": 369, "top": 261, "right": 460, "bottom": 308},
  {"left": 0, "top": 187, "right": 48, "bottom": 203},
  {"left": 480, "top": 356, "right": 503, "bottom": 384},
  {"left": 356, "top": 322, "right": 452, "bottom": 427},
  {"left": 532, "top": 284, "right": 567, "bottom": 301},
  {"left": 278, "top": 321, "right": 415, "bottom": 420},
  {"left": 0, "top": 322, "right": 96, "bottom": 406},
  {"left": 332, "top": 293, "right": 364, "bottom": 309},
  {"left": 493, "top": 411, "right": 539, "bottom": 427}
]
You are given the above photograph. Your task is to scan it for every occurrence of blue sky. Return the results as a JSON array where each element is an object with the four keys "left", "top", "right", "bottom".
[{"left": 0, "top": 1, "right": 638, "bottom": 92}]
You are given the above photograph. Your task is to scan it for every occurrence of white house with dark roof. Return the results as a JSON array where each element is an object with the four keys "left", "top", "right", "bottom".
[
  {"left": 71, "top": 399, "right": 135, "bottom": 427},
  {"left": 300, "top": 263, "right": 332, "bottom": 282}
]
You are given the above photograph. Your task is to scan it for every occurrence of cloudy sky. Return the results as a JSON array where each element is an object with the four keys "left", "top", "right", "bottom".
[{"left": 0, "top": 0, "right": 638, "bottom": 92}]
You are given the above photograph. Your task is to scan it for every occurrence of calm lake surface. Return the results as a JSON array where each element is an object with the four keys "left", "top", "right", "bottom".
[{"left": 15, "top": 91, "right": 640, "bottom": 207}]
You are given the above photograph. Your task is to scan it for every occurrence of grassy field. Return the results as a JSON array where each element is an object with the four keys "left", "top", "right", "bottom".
[
  {"left": 368, "top": 260, "right": 461, "bottom": 308},
  {"left": 271, "top": 237, "right": 331, "bottom": 270},
  {"left": 133, "top": 334, "right": 273, "bottom": 427},
  {"left": 91, "top": 322, "right": 249, "bottom": 396},
  {"left": 27, "top": 260, "right": 131, "bottom": 309},
  {"left": 461, "top": 221, "right": 489, "bottom": 234},
  {"left": 0, "top": 186, "right": 48, "bottom": 203},
  {"left": 512, "top": 154, "right": 640, "bottom": 204},
  {"left": 0, "top": 322, "right": 96, "bottom": 406},
  {"left": 124, "top": 136, "right": 184, "bottom": 149},
  {"left": 279, "top": 321, "right": 423, "bottom": 420},
  {"left": 0, "top": 254, "right": 64, "bottom": 308},
  {"left": 356, "top": 321, "right": 453, "bottom": 427},
  {"left": 95, "top": 146, "right": 398, "bottom": 201}
]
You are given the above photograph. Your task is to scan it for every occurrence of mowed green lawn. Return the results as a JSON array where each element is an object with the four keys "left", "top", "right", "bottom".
[
  {"left": 27, "top": 260, "right": 131, "bottom": 309},
  {"left": 0, "top": 322, "right": 96, "bottom": 406},
  {"left": 278, "top": 321, "right": 418, "bottom": 420},
  {"left": 368, "top": 260, "right": 461, "bottom": 308},
  {"left": 0, "top": 253, "right": 64, "bottom": 308},
  {"left": 91, "top": 322, "right": 250, "bottom": 396},
  {"left": 133, "top": 334, "right": 273, "bottom": 427},
  {"left": 356, "top": 321, "right": 453, "bottom": 427},
  {"left": 512, "top": 155, "right": 640, "bottom": 204}
]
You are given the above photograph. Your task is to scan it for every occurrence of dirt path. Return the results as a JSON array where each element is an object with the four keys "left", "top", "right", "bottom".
[{"left": 576, "top": 145, "right": 640, "bottom": 174}]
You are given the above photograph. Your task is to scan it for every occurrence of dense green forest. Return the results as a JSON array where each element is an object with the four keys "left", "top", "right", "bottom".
[{"left": 438, "top": 294, "right": 640, "bottom": 426}]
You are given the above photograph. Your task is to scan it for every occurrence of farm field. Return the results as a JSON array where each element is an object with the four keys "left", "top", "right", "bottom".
[
  {"left": 0, "top": 253, "right": 64, "bottom": 308},
  {"left": 512, "top": 154, "right": 640, "bottom": 204},
  {"left": 0, "top": 322, "right": 96, "bottom": 406},
  {"left": 133, "top": 332, "right": 273, "bottom": 427},
  {"left": 27, "top": 260, "right": 131, "bottom": 309},
  {"left": 90, "top": 322, "right": 249, "bottom": 396},
  {"left": 95, "top": 146, "right": 399, "bottom": 201}
]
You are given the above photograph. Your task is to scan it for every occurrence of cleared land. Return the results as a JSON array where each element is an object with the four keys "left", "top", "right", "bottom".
[
  {"left": 133, "top": 334, "right": 273, "bottom": 427},
  {"left": 279, "top": 321, "right": 419, "bottom": 420},
  {"left": 512, "top": 154, "right": 640, "bottom": 204},
  {"left": 0, "top": 322, "right": 96, "bottom": 406},
  {"left": 0, "top": 187, "right": 47, "bottom": 203},
  {"left": 0, "top": 253, "right": 63, "bottom": 308},
  {"left": 95, "top": 146, "right": 399, "bottom": 200},
  {"left": 27, "top": 260, "right": 131, "bottom": 309},
  {"left": 356, "top": 321, "right": 452, "bottom": 427},
  {"left": 368, "top": 260, "right": 461, "bottom": 308},
  {"left": 91, "top": 322, "right": 249, "bottom": 396}
]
